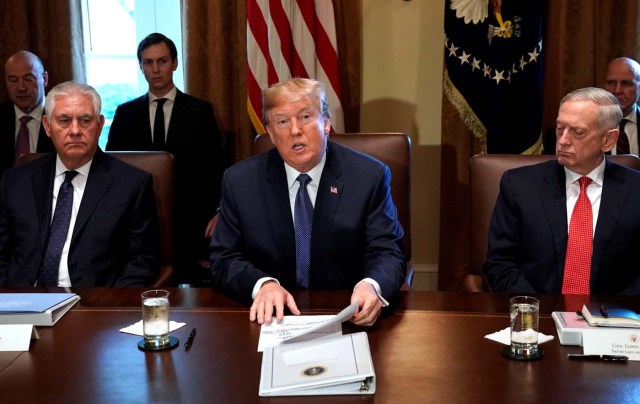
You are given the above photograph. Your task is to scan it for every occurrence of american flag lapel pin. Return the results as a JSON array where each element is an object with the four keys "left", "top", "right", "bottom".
[{"left": 330, "top": 186, "right": 338, "bottom": 194}]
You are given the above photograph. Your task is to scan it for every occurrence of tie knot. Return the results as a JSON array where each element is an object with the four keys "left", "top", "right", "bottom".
[
  {"left": 578, "top": 176, "right": 591, "bottom": 190},
  {"left": 64, "top": 170, "right": 79, "bottom": 184},
  {"left": 156, "top": 98, "right": 168, "bottom": 107},
  {"left": 20, "top": 115, "right": 32, "bottom": 125},
  {"left": 297, "top": 173, "right": 311, "bottom": 188}
]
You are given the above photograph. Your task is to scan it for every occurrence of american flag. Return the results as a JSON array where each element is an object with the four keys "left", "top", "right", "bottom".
[{"left": 247, "top": 0, "right": 345, "bottom": 134}]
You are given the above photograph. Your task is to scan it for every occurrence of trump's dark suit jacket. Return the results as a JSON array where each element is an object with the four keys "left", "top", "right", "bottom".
[
  {"left": 106, "top": 90, "right": 222, "bottom": 276},
  {"left": 0, "top": 101, "right": 54, "bottom": 178},
  {"left": 0, "top": 149, "right": 160, "bottom": 286},
  {"left": 210, "top": 141, "right": 406, "bottom": 303},
  {"left": 483, "top": 158, "right": 640, "bottom": 294}
]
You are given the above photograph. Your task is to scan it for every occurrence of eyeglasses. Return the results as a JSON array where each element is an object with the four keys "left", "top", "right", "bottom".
[{"left": 53, "top": 114, "right": 99, "bottom": 128}]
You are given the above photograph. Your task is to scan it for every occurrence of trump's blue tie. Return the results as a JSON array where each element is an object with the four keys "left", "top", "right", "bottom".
[
  {"left": 294, "top": 174, "right": 313, "bottom": 288},
  {"left": 39, "top": 170, "right": 78, "bottom": 286}
]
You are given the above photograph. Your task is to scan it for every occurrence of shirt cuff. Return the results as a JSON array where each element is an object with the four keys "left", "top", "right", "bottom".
[
  {"left": 355, "top": 278, "right": 389, "bottom": 307},
  {"left": 252, "top": 277, "right": 280, "bottom": 299}
]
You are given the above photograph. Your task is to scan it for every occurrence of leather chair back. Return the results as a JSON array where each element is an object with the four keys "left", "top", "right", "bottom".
[
  {"left": 466, "top": 153, "right": 640, "bottom": 292},
  {"left": 16, "top": 151, "right": 175, "bottom": 287}
]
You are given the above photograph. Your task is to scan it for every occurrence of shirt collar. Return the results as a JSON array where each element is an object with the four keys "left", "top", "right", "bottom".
[
  {"left": 55, "top": 155, "right": 92, "bottom": 178},
  {"left": 148, "top": 87, "right": 177, "bottom": 104},
  {"left": 564, "top": 157, "right": 606, "bottom": 187},
  {"left": 14, "top": 103, "right": 44, "bottom": 121},
  {"left": 285, "top": 150, "right": 327, "bottom": 190},
  {"left": 624, "top": 104, "right": 638, "bottom": 124}
]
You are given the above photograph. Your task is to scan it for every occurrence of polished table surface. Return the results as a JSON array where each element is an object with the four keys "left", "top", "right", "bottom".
[{"left": 1, "top": 288, "right": 639, "bottom": 403}]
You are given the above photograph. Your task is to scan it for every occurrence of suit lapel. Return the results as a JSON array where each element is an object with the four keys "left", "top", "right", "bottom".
[
  {"left": 263, "top": 150, "right": 296, "bottom": 274},
  {"left": 635, "top": 106, "right": 640, "bottom": 147},
  {"left": 540, "top": 161, "right": 569, "bottom": 278},
  {"left": 310, "top": 143, "right": 342, "bottom": 276},
  {"left": 591, "top": 160, "right": 628, "bottom": 281},
  {"left": 166, "top": 90, "right": 184, "bottom": 146},
  {"left": 72, "top": 150, "right": 112, "bottom": 241},
  {"left": 139, "top": 94, "right": 154, "bottom": 148},
  {"left": 0, "top": 102, "right": 16, "bottom": 167},
  {"left": 32, "top": 155, "right": 56, "bottom": 249}
]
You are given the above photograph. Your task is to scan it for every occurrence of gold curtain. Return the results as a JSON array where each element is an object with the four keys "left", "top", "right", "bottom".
[
  {"left": 439, "top": 0, "right": 640, "bottom": 291},
  {"left": 181, "top": 0, "right": 362, "bottom": 162},
  {"left": 0, "top": 0, "right": 85, "bottom": 102}
]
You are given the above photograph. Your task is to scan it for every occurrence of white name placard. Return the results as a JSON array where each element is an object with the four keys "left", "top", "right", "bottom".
[{"left": 582, "top": 329, "right": 640, "bottom": 360}]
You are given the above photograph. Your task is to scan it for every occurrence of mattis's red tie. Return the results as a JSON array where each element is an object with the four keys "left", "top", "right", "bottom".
[{"left": 562, "top": 176, "right": 592, "bottom": 294}]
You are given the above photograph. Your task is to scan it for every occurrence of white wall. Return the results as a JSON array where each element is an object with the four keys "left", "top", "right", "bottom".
[{"left": 362, "top": 0, "right": 445, "bottom": 290}]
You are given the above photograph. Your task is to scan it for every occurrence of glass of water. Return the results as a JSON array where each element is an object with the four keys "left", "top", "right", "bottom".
[
  {"left": 141, "top": 289, "right": 171, "bottom": 349},
  {"left": 509, "top": 296, "right": 540, "bottom": 358}
]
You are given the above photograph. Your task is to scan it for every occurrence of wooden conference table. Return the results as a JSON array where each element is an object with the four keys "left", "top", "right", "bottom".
[{"left": 0, "top": 288, "right": 639, "bottom": 403}]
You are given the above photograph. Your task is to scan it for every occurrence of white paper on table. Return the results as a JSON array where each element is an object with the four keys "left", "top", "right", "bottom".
[
  {"left": 258, "top": 302, "right": 358, "bottom": 352},
  {"left": 0, "top": 324, "right": 39, "bottom": 351},
  {"left": 119, "top": 320, "right": 186, "bottom": 336},
  {"left": 484, "top": 327, "right": 555, "bottom": 345}
]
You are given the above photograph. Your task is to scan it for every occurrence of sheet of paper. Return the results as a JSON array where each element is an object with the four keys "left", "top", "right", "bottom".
[
  {"left": 0, "top": 324, "right": 37, "bottom": 351},
  {"left": 119, "top": 320, "right": 186, "bottom": 336},
  {"left": 258, "top": 302, "right": 359, "bottom": 352}
]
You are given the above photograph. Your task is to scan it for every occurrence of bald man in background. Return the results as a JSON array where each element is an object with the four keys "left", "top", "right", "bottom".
[
  {"left": 0, "top": 50, "right": 54, "bottom": 177},
  {"left": 602, "top": 56, "right": 640, "bottom": 156}
]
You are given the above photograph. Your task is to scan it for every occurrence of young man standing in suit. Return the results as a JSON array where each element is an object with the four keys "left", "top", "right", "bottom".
[
  {"left": 210, "top": 78, "right": 406, "bottom": 326},
  {"left": 484, "top": 87, "right": 640, "bottom": 295},
  {"left": 0, "top": 81, "right": 160, "bottom": 287},
  {"left": 106, "top": 33, "right": 223, "bottom": 286},
  {"left": 0, "top": 50, "right": 55, "bottom": 177},
  {"left": 603, "top": 57, "right": 640, "bottom": 156}
]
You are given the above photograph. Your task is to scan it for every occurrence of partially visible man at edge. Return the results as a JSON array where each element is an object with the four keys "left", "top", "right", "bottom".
[{"left": 0, "top": 50, "right": 54, "bottom": 178}]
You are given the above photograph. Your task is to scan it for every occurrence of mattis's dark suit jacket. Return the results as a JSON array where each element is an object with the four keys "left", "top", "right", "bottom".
[
  {"left": 210, "top": 141, "right": 406, "bottom": 303},
  {"left": 0, "top": 101, "right": 55, "bottom": 178},
  {"left": 0, "top": 149, "right": 160, "bottom": 286},
  {"left": 483, "top": 158, "right": 640, "bottom": 294},
  {"left": 106, "top": 90, "right": 223, "bottom": 281}
]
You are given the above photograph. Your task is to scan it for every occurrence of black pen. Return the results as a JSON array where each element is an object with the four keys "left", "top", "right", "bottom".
[
  {"left": 567, "top": 354, "right": 628, "bottom": 361},
  {"left": 185, "top": 328, "right": 196, "bottom": 351},
  {"left": 600, "top": 304, "right": 609, "bottom": 318}
]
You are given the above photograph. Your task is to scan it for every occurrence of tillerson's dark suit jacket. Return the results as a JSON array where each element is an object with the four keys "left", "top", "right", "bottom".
[
  {"left": 0, "top": 149, "right": 160, "bottom": 286},
  {"left": 106, "top": 90, "right": 222, "bottom": 274},
  {"left": 210, "top": 141, "right": 406, "bottom": 303},
  {"left": 0, "top": 101, "right": 55, "bottom": 178},
  {"left": 483, "top": 158, "right": 640, "bottom": 294}
]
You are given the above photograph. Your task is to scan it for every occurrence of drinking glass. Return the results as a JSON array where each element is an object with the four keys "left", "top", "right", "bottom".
[
  {"left": 509, "top": 296, "right": 540, "bottom": 358},
  {"left": 141, "top": 289, "right": 171, "bottom": 349}
]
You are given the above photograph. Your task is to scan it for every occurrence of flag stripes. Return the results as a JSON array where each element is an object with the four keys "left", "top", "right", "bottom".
[{"left": 247, "top": 0, "right": 345, "bottom": 134}]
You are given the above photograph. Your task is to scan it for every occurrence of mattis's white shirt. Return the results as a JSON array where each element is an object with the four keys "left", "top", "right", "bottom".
[{"left": 564, "top": 157, "right": 605, "bottom": 234}]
